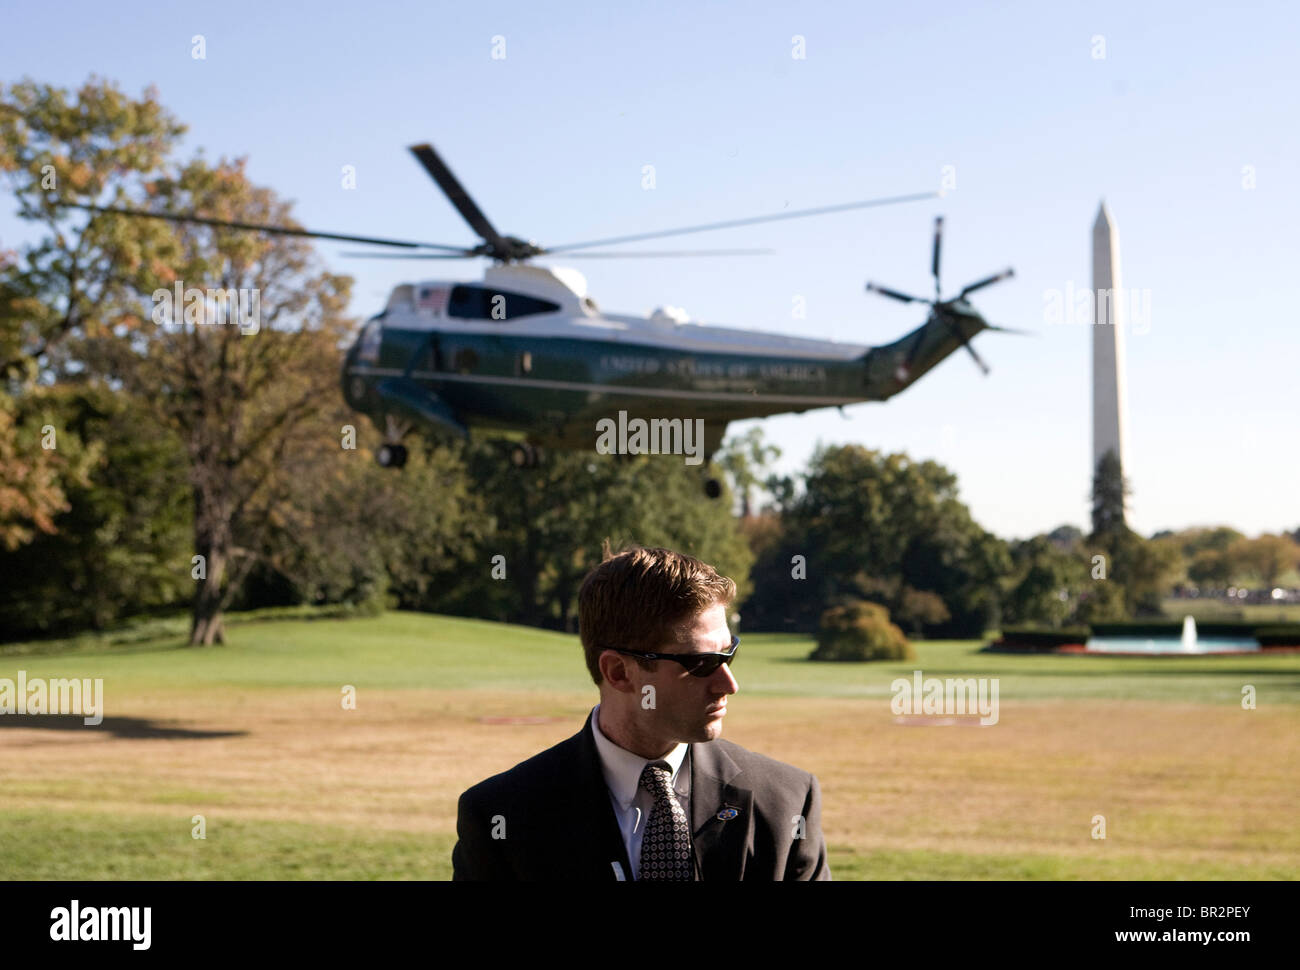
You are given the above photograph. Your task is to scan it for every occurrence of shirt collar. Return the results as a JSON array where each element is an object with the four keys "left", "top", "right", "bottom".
[{"left": 590, "top": 704, "right": 689, "bottom": 811}]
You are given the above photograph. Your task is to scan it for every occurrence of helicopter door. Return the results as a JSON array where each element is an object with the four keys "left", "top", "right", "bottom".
[
  {"left": 400, "top": 329, "right": 444, "bottom": 378},
  {"left": 409, "top": 286, "right": 449, "bottom": 374}
]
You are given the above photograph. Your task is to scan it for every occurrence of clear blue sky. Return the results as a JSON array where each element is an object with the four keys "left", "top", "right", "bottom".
[{"left": 2, "top": 0, "right": 1296, "bottom": 540}]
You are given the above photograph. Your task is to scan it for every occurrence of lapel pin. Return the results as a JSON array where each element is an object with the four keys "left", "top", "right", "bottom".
[{"left": 715, "top": 807, "right": 739, "bottom": 821}]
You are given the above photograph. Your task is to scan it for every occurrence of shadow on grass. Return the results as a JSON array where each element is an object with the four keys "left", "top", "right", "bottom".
[
  {"left": 0, "top": 714, "right": 246, "bottom": 739},
  {"left": 982, "top": 667, "right": 1300, "bottom": 678}
]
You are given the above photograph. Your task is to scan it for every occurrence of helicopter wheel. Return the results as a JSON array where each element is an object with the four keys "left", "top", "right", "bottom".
[
  {"left": 703, "top": 477, "right": 722, "bottom": 500},
  {"left": 509, "top": 442, "right": 539, "bottom": 469},
  {"left": 377, "top": 443, "right": 408, "bottom": 469}
]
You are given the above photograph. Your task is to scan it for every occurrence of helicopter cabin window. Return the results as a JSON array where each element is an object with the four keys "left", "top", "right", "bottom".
[{"left": 447, "top": 285, "right": 560, "bottom": 321}]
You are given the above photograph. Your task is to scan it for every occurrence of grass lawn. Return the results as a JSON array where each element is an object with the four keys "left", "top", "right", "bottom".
[
  {"left": 2, "top": 611, "right": 1297, "bottom": 879},
  {"left": 1160, "top": 596, "right": 1300, "bottom": 624}
]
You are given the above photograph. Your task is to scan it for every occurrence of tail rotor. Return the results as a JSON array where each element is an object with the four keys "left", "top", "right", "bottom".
[{"left": 865, "top": 215, "right": 1020, "bottom": 375}]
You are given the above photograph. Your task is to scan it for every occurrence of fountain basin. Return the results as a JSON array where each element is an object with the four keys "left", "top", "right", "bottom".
[
  {"left": 1083, "top": 636, "right": 1260, "bottom": 655},
  {"left": 1085, "top": 615, "right": 1257, "bottom": 654}
]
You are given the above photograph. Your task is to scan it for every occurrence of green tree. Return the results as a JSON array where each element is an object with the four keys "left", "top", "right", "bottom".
[
  {"left": 1090, "top": 448, "right": 1129, "bottom": 541},
  {"left": 1003, "top": 535, "right": 1089, "bottom": 628},
  {"left": 1087, "top": 530, "right": 1182, "bottom": 618},
  {"left": 420, "top": 446, "right": 754, "bottom": 633},
  {"left": 1231, "top": 534, "right": 1300, "bottom": 588},
  {"left": 1183, "top": 526, "right": 1246, "bottom": 555},
  {"left": 1187, "top": 548, "right": 1235, "bottom": 588},
  {"left": 1046, "top": 523, "right": 1084, "bottom": 552},
  {"left": 716, "top": 426, "right": 781, "bottom": 519},
  {"left": 745, "top": 444, "right": 1009, "bottom": 637},
  {"left": 1076, "top": 572, "right": 1128, "bottom": 624},
  {"left": 246, "top": 420, "right": 487, "bottom": 614},
  {"left": 0, "top": 382, "right": 191, "bottom": 638}
]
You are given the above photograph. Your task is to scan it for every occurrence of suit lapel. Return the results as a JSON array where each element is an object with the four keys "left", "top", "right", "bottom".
[
  {"left": 573, "top": 710, "right": 634, "bottom": 881},
  {"left": 690, "top": 741, "right": 753, "bottom": 880}
]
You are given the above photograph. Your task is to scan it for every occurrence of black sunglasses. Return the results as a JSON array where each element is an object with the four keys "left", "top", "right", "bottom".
[{"left": 610, "top": 635, "right": 740, "bottom": 677}]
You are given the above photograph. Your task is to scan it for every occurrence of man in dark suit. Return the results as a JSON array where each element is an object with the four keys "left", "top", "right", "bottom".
[{"left": 452, "top": 545, "right": 831, "bottom": 880}]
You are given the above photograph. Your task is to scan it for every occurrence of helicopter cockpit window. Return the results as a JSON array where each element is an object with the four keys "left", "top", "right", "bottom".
[
  {"left": 358, "top": 318, "right": 383, "bottom": 363},
  {"left": 447, "top": 285, "right": 560, "bottom": 321}
]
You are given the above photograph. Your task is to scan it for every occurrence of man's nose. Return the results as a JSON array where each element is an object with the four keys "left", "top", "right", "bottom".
[{"left": 713, "top": 662, "right": 738, "bottom": 695}]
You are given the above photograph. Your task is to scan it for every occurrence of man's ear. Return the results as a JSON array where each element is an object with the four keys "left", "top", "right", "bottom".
[{"left": 598, "top": 649, "right": 638, "bottom": 694}]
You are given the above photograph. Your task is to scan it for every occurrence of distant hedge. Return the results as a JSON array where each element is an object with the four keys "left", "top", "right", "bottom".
[
  {"left": 1254, "top": 625, "right": 1300, "bottom": 646},
  {"left": 997, "top": 621, "right": 1300, "bottom": 649},
  {"left": 996, "top": 627, "right": 1090, "bottom": 649},
  {"left": 1090, "top": 621, "right": 1259, "bottom": 638}
]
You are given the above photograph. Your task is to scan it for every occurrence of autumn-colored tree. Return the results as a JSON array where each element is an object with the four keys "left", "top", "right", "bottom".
[
  {"left": 0, "top": 78, "right": 184, "bottom": 550},
  {"left": 1230, "top": 534, "right": 1300, "bottom": 589},
  {"left": 79, "top": 156, "right": 354, "bottom": 645},
  {"left": 0, "top": 390, "right": 89, "bottom": 551}
]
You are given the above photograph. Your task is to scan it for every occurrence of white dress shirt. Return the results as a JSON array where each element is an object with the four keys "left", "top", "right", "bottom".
[{"left": 590, "top": 704, "right": 692, "bottom": 880}]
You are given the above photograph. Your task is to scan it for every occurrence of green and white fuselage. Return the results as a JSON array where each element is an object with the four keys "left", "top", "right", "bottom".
[{"left": 342, "top": 263, "right": 992, "bottom": 459}]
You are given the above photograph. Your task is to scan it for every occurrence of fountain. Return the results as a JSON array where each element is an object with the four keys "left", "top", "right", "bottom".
[{"left": 1085, "top": 613, "right": 1260, "bottom": 654}]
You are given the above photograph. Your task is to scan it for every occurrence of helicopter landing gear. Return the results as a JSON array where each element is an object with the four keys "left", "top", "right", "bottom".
[
  {"left": 508, "top": 442, "right": 542, "bottom": 469},
  {"left": 377, "top": 415, "right": 411, "bottom": 470},
  {"left": 700, "top": 451, "right": 723, "bottom": 499}
]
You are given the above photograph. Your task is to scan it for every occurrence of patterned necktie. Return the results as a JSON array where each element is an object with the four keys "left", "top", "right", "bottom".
[{"left": 638, "top": 760, "right": 694, "bottom": 881}]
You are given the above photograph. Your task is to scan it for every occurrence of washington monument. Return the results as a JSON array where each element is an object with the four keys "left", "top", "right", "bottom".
[{"left": 1092, "top": 201, "right": 1129, "bottom": 476}]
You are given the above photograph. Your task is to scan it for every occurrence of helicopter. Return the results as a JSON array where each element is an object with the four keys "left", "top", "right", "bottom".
[{"left": 74, "top": 143, "right": 1021, "bottom": 498}]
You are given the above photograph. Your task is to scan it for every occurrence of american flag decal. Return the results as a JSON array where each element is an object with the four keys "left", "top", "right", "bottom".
[{"left": 417, "top": 286, "right": 447, "bottom": 313}]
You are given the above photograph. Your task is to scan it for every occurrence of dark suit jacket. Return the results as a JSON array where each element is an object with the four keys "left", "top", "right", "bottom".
[{"left": 452, "top": 711, "right": 831, "bottom": 880}]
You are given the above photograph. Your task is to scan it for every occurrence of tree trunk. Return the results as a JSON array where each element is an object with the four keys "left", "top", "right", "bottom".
[
  {"left": 189, "top": 608, "right": 224, "bottom": 646},
  {"left": 189, "top": 542, "right": 227, "bottom": 645},
  {"left": 189, "top": 476, "right": 231, "bottom": 646}
]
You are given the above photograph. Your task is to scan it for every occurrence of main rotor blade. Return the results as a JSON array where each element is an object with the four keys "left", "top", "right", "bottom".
[
  {"left": 545, "top": 190, "right": 939, "bottom": 254},
  {"left": 543, "top": 248, "right": 774, "bottom": 258},
  {"left": 339, "top": 248, "right": 773, "bottom": 259},
  {"left": 408, "top": 143, "right": 510, "bottom": 254},
  {"left": 866, "top": 282, "right": 929, "bottom": 304},
  {"left": 984, "top": 323, "right": 1035, "bottom": 335},
  {"left": 958, "top": 267, "right": 1015, "bottom": 299},
  {"left": 62, "top": 202, "right": 471, "bottom": 252},
  {"left": 931, "top": 215, "right": 944, "bottom": 301},
  {"left": 340, "top": 251, "right": 482, "bottom": 259}
]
